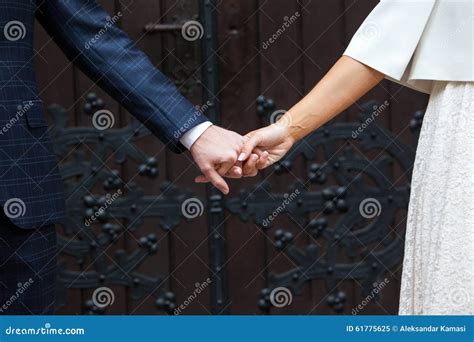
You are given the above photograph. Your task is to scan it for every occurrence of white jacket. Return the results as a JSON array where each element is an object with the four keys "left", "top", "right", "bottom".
[{"left": 344, "top": 0, "right": 473, "bottom": 94}]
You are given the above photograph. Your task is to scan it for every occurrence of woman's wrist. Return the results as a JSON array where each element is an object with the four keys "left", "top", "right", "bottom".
[
  {"left": 278, "top": 110, "right": 311, "bottom": 143},
  {"left": 272, "top": 121, "right": 297, "bottom": 146}
]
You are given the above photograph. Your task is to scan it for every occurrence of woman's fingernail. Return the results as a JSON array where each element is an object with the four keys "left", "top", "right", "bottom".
[
  {"left": 238, "top": 153, "right": 246, "bottom": 161},
  {"left": 252, "top": 154, "right": 258, "bottom": 161}
]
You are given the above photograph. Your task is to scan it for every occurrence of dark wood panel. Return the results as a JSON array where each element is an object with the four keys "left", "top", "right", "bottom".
[
  {"left": 257, "top": 0, "right": 311, "bottom": 315},
  {"left": 217, "top": 0, "right": 265, "bottom": 314},
  {"left": 33, "top": 0, "right": 423, "bottom": 315},
  {"left": 119, "top": 0, "right": 171, "bottom": 315},
  {"left": 161, "top": 0, "right": 213, "bottom": 314},
  {"left": 301, "top": 0, "right": 348, "bottom": 315}
]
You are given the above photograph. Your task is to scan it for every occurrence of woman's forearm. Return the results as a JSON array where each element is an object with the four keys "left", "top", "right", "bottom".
[{"left": 284, "top": 56, "right": 385, "bottom": 141}]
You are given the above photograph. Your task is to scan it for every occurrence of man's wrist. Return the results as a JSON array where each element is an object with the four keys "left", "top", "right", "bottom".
[{"left": 179, "top": 121, "right": 214, "bottom": 150}]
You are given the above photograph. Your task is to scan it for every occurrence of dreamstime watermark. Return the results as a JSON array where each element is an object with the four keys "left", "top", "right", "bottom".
[
  {"left": 181, "top": 197, "right": 204, "bottom": 219},
  {"left": 5, "top": 323, "right": 85, "bottom": 336},
  {"left": 359, "top": 198, "right": 382, "bottom": 219},
  {"left": 359, "top": 20, "right": 380, "bottom": 41},
  {"left": 352, "top": 101, "right": 389, "bottom": 139},
  {"left": 3, "top": 20, "right": 26, "bottom": 41},
  {"left": 85, "top": 12, "right": 123, "bottom": 49},
  {"left": 173, "top": 100, "right": 212, "bottom": 139},
  {"left": 0, "top": 101, "right": 34, "bottom": 136},
  {"left": 450, "top": 287, "right": 471, "bottom": 307},
  {"left": 352, "top": 278, "right": 390, "bottom": 315},
  {"left": 269, "top": 109, "right": 292, "bottom": 128},
  {"left": 0, "top": 278, "right": 34, "bottom": 313},
  {"left": 262, "top": 189, "right": 300, "bottom": 227},
  {"left": 173, "top": 278, "right": 212, "bottom": 315},
  {"left": 270, "top": 287, "right": 293, "bottom": 308},
  {"left": 3, "top": 198, "right": 26, "bottom": 219},
  {"left": 92, "top": 287, "right": 115, "bottom": 308},
  {"left": 262, "top": 12, "right": 300, "bottom": 49},
  {"left": 92, "top": 109, "right": 115, "bottom": 130},
  {"left": 84, "top": 190, "right": 122, "bottom": 227},
  {"left": 181, "top": 20, "right": 204, "bottom": 41}
]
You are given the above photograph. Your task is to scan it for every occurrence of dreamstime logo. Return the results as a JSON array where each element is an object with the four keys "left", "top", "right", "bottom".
[
  {"left": 85, "top": 12, "right": 123, "bottom": 49},
  {"left": 352, "top": 101, "right": 390, "bottom": 139},
  {"left": 92, "top": 287, "right": 115, "bottom": 308},
  {"left": 172, "top": 100, "right": 211, "bottom": 139},
  {"left": 269, "top": 287, "right": 293, "bottom": 308},
  {"left": 181, "top": 20, "right": 204, "bottom": 41},
  {"left": 0, "top": 278, "right": 34, "bottom": 313},
  {"left": 359, "top": 198, "right": 382, "bottom": 219},
  {"left": 262, "top": 11, "right": 300, "bottom": 49},
  {"left": 84, "top": 190, "right": 122, "bottom": 227},
  {"left": 450, "top": 287, "right": 470, "bottom": 306},
  {"left": 181, "top": 198, "right": 204, "bottom": 219},
  {"left": 262, "top": 189, "right": 300, "bottom": 227},
  {"left": 352, "top": 278, "right": 389, "bottom": 315},
  {"left": 270, "top": 109, "right": 292, "bottom": 128},
  {"left": 0, "top": 101, "right": 34, "bottom": 136},
  {"left": 174, "top": 278, "right": 212, "bottom": 315},
  {"left": 4, "top": 21, "right": 26, "bottom": 41},
  {"left": 92, "top": 109, "right": 115, "bottom": 130},
  {"left": 3, "top": 198, "right": 26, "bottom": 219},
  {"left": 360, "top": 21, "right": 380, "bottom": 41}
]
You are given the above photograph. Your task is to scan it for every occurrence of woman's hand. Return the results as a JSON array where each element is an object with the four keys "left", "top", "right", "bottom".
[
  {"left": 237, "top": 123, "right": 296, "bottom": 176},
  {"left": 194, "top": 123, "right": 295, "bottom": 184}
]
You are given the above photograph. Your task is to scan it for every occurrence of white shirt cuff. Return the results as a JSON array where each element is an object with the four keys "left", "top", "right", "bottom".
[{"left": 179, "top": 121, "right": 213, "bottom": 150}]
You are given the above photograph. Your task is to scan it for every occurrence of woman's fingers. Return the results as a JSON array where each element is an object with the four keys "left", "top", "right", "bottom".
[
  {"left": 243, "top": 154, "right": 259, "bottom": 177},
  {"left": 195, "top": 146, "right": 266, "bottom": 185},
  {"left": 223, "top": 166, "right": 243, "bottom": 179},
  {"left": 256, "top": 151, "right": 269, "bottom": 169},
  {"left": 238, "top": 133, "right": 262, "bottom": 162}
]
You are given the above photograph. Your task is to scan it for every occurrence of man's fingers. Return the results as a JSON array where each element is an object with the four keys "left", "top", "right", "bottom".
[
  {"left": 203, "top": 168, "right": 229, "bottom": 194},
  {"left": 194, "top": 166, "right": 242, "bottom": 184},
  {"left": 194, "top": 175, "right": 209, "bottom": 183},
  {"left": 238, "top": 134, "right": 261, "bottom": 162}
]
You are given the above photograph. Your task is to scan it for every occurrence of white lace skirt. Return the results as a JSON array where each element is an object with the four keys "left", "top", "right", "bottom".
[{"left": 399, "top": 82, "right": 474, "bottom": 315}]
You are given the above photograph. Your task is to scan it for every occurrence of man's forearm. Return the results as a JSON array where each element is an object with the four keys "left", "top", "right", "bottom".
[{"left": 36, "top": 0, "right": 210, "bottom": 152}]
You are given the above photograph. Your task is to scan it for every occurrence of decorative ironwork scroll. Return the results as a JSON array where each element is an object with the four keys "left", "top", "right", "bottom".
[
  {"left": 51, "top": 94, "right": 192, "bottom": 314},
  {"left": 227, "top": 98, "right": 422, "bottom": 313},
  {"left": 52, "top": 0, "right": 226, "bottom": 315},
  {"left": 49, "top": 0, "right": 424, "bottom": 314}
]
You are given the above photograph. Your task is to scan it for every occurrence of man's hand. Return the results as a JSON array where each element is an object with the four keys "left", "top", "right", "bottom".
[
  {"left": 190, "top": 125, "right": 245, "bottom": 194},
  {"left": 195, "top": 123, "right": 295, "bottom": 183}
]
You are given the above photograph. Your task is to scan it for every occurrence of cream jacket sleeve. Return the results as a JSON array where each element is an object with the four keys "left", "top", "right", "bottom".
[{"left": 344, "top": 0, "right": 474, "bottom": 94}]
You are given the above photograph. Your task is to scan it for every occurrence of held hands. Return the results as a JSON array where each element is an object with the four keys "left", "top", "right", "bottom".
[
  {"left": 193, "top": 123, "right": 295, "bottom": 192},
  {"left": 190, "top": 125, "right": 245, "bottom": 195},
  {"left": 237, "top": 123, "right": 295, "bottom": 175}
]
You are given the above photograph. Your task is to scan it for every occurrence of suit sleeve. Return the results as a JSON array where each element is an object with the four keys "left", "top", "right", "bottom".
[
  {"left": 343, "top": 0, "right": 436, "bottom": 81},
  {"left": 36, "top": 0, "right": 209, "bottom": 153}
]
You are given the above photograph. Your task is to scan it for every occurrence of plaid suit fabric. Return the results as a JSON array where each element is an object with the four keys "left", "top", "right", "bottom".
[
  {"left": 0, "top": 0, "right": 66, "bottom": 229},
  {"left": 0, "top": 212, "right": 57, "bottom": 314},
  {"left": 0, "top": 0, "right": 208, "bottom": 230}
]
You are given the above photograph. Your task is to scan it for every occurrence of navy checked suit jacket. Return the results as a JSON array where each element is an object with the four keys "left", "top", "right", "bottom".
[{"left": 0, "top": 0, "right": 208, "bottom": 229}]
